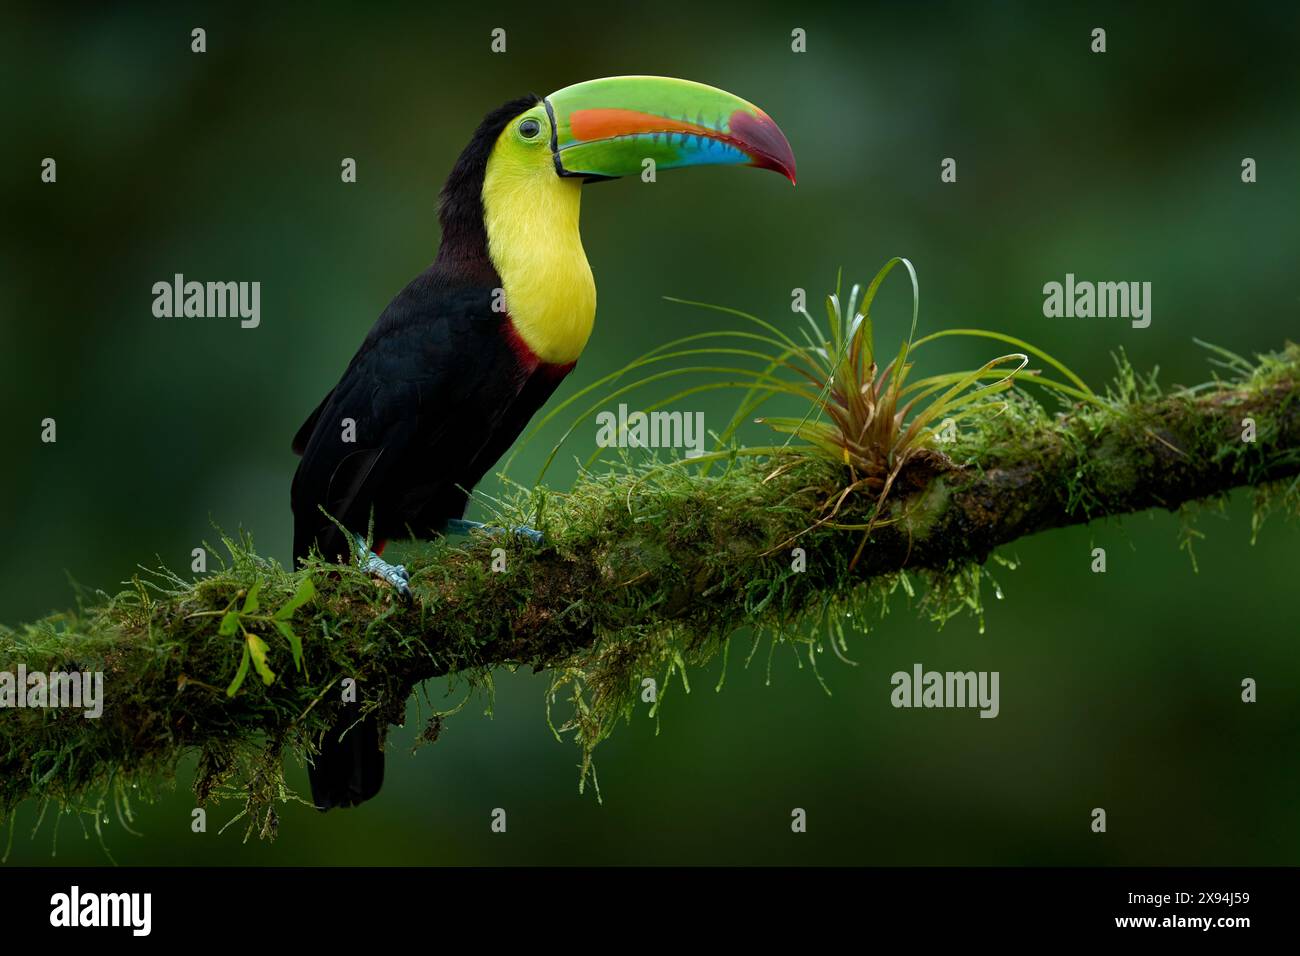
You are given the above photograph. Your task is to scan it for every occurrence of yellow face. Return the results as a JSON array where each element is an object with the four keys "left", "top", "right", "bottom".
[{"left": 481, "top": 104, "right": 597, "bottom": 366}]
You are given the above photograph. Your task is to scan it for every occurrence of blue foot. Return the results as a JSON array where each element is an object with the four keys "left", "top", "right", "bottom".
[
  {"left": 443, "top": 518, "right": 543, "bottom": 544},
  {"left": 356, "top": 535, "right": 410, "bottom": 596}
]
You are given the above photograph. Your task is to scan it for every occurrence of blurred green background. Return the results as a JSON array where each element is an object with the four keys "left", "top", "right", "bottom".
[{"left": 1, "top": 0, "right": 1297, "bottom": 865}]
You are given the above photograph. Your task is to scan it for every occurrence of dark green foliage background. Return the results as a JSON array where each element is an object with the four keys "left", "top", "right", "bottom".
[{"left": 1, "top": 0, "right": 1296, "bottom": 864}]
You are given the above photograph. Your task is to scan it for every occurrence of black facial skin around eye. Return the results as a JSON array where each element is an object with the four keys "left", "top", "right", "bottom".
[{"left": 519, "top": 118, "right": 541, "bottom": 138}]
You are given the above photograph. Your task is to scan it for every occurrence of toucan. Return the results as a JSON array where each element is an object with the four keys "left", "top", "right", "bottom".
[{"left": 290, "top": 75, "right": 796, "bottom": 810}]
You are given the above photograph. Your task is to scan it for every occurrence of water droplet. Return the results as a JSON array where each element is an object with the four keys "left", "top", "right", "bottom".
[{"left": 994, "top": 586, "right": 1004, "bottom": 600}]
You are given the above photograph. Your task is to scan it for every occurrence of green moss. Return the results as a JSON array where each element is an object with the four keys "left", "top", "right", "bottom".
[{"left": 2, "top": 338, "right": 1296, "bottom": 843}]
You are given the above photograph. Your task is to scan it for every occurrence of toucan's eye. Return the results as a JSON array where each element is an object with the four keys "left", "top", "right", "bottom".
[{"left": 519, "top": 118, "right": 541, "bottom": 139}]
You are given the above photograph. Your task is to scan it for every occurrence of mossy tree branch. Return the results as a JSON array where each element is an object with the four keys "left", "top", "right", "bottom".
[{"left": 2, "top": 345, "right": 1297, "bottom": 838}]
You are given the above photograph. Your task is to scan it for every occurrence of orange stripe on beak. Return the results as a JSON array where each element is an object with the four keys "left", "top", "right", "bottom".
[{"left": 569, "top": 108, "right": 715, "bottom": 141}]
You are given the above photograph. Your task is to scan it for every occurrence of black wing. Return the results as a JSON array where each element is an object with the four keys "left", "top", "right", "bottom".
[{"left": 290, "top": 270, "right": 531, "bottom": 565}]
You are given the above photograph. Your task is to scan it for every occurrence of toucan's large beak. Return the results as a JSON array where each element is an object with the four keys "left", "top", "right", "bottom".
[{"left": 544, "top": 75, "right": 797, "bottom": 185}]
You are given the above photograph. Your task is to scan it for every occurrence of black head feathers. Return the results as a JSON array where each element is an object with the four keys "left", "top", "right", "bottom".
[{"left": 435, "top": 94, "right": 540, "bottom": 270}]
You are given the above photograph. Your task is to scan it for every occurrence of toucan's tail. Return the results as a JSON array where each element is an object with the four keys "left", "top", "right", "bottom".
[
  {"left": 293, "top": 399, "right": 386, "bottom": 811},
  {"left": 308, "top": 711, "right": 385, "bottom": 811}
]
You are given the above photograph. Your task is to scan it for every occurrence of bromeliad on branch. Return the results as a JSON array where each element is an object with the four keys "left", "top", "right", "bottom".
[{"left": 743, "top": 259, "right": 1101, "bottom": 567}]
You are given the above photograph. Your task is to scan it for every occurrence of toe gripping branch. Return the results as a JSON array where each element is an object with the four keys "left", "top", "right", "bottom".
[{"left": 356, "top": 535, "right": 410, "bottom": 597}]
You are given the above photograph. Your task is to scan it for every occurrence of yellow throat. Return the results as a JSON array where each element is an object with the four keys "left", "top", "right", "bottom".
[{"left": 481, "top": 135, "right": 597, "bottom": 366}]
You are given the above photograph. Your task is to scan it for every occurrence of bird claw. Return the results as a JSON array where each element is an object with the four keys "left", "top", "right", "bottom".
[
  {"left": 364, "top": 556, "right": 410, "bottom": 595},
  {"left": 357, "top": 537, "right": 410, "bottom": 597}
]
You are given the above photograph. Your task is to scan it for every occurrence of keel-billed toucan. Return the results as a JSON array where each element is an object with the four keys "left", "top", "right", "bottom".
[{"left": 290, "top": 75, "right": 796, "bottom": 810}]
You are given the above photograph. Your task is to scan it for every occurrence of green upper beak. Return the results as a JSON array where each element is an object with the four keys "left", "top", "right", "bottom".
[{"left": 544, "top": 75, "right": 797, "bottom": 184}]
